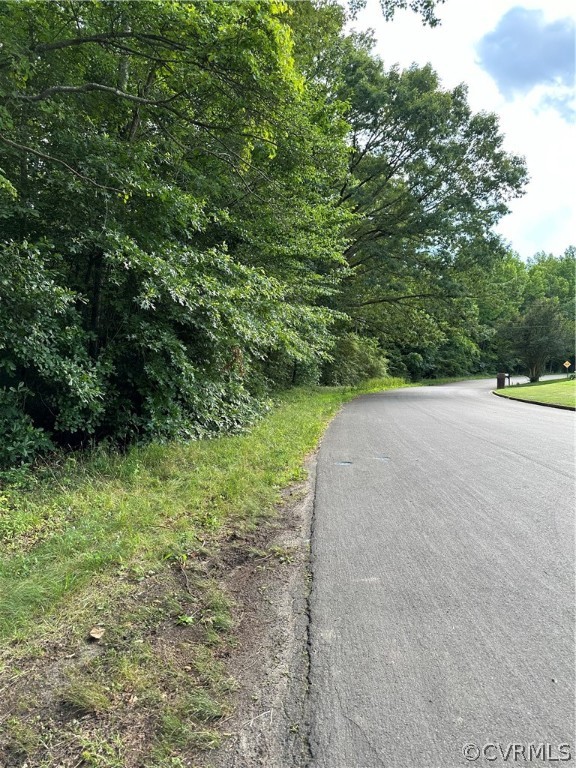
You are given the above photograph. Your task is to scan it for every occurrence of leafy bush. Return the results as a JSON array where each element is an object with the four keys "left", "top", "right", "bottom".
[
  {"left": 322, "top": 333, "right": 387, "bottom": 386},
  {"left": 0, "top": 387, "right": 53, "bottom": 469},
  {"left": 0, "top": 1, "right": 348, "bottom": 465}
]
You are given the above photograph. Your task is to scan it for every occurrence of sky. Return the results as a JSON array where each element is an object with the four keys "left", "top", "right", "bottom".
[{"left": 348, "top": 0, "right": 576, "bottom": 260}]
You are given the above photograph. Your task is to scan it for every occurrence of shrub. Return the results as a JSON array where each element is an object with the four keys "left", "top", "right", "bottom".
[{"left": 322, "top": 333, "right": 387, "bottom": 386}]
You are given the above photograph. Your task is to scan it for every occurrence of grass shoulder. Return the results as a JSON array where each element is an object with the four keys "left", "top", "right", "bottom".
[
  {"left": 0, "top": 377, "right": 404, "bottom": 767},
  {"left": 494, "top": 378, "right": 576, "bottom": 409}
]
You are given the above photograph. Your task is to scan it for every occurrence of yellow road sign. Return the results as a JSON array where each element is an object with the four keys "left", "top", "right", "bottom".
[{"left": 563, "top": 361, "right": 571, "bottom": 368}]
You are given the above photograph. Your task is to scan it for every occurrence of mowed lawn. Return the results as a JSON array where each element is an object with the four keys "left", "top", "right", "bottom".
[{"left": 497, "top": 378, "right": 576, "bottom": 409}]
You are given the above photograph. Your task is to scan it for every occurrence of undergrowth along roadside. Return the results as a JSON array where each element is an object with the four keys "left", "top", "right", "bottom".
[
  {"left": 0, "top": 378, "right": 403, "bottom": 768},
  {"left": 0, "top": 378, "right": 403, "bottom": 642}
]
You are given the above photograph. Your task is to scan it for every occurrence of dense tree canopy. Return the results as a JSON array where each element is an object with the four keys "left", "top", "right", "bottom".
[
  {"left": 497, "top": 299, "right": 573, "bottom": 382},
  {"left": 0, "top": 0, "right": 570, "bottom": 466},
  {"left": 493, "top": 247, "right": 575, "bottom": 379},
  {"left": 0, "top": 0, "right": 350, "bottom": 463},
  {"left": 320, "top": 34, "right": 528, "bottom": 379}
]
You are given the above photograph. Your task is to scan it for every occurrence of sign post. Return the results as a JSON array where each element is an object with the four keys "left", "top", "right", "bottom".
[{"left": 563, "top": 360, "right": 571, "bottom": 377}]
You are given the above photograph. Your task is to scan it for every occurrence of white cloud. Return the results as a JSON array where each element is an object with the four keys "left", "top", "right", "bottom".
[
  {"left": 347, "top": 0, "right": 576, "bottom": 259},
  {"left": 476, "top": 7, "right": 575, "bottom": 100}
]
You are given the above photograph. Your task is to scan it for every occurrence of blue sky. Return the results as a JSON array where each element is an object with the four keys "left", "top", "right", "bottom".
[
  {"left": 478, "top": 7, "right": 575, "bottom": 115},
  {"left": 349, "top": 0, "right": 576, "bottom": 259}
]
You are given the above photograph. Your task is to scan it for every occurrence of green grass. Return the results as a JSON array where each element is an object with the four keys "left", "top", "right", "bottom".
[
  {"left": 0, "top": 378, "right": 403, "bottom": 642},
  {"left": 495, "top": 378, "right": 576, "bottom": 409},
  {"left": 0, "top": 378, "right": 409, "bottom": 767},
  {"left": 9, "top": 370, "right": 571, "bottom": 767}
]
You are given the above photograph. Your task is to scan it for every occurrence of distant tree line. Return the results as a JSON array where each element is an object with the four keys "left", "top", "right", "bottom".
[{"left": 0, "top": 0, "right": 572, "bottom": 466}]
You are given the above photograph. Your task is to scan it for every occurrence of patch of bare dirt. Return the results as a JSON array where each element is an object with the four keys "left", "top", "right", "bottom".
[
  {"left": 0, "top": 458, "right": 315, "bottom": 768},
  {"left": 198, "top": 457, "right": 315, "bottom": 768}
]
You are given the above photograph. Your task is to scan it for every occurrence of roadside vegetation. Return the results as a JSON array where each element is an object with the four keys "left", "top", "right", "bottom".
[
  {"left": 0, "top": 0, "right": 573, "bottom": 761},
  {"left": 0, "top": 377, "right": 402, "bottom": 767},
  {"left": 495, "top": 379, "right": 576, "bottom": 409},
  {"left": 1, "top": 0, "right": 573, "bottom": 474}
]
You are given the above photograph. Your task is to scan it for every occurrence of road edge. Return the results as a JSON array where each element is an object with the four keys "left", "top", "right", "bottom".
[
  {"left": 196, "top": 456, "right": 316, "bottom": 768},
  {"left": 492, "top": 390, "right": 575, "bottom": 412}
]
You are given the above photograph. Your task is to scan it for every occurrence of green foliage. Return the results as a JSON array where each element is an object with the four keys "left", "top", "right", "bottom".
[
  {"left": 0, "top": 387, "right": 53, "bottom": 468},
  {"left": 497, "top": 298, "right": 574, "bottom": 381},
  {"left": 484, "top": 247, "right": 575, "bottom": 378},
  {"left": 322, "top": 333, "right": 387, "bottom": 385},
  {"left": 0, "top": 240, "right": 105, "bottom": 465},
  {"left": 524, "top": 247, "right": 575, "bottom": 320},
  {"left": 0, "top": 0, "right": 349, "bottom": 462},
  {"left": 348, "top": 0, "right": 446, "bottom": 26},
  {"left": 0, "top": 0, "right": 562, "bottom": 462},
  {"left": 322, "top": 34, "right": 528, "bottom": 380}
]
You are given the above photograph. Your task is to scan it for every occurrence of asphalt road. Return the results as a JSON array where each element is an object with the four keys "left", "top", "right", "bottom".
[{"left": 308, "top": 379, "right": 575, "bottom": 768}]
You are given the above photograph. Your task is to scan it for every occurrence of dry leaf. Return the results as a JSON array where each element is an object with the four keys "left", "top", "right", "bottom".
[{"left": 88, "top": 626, "right": 105, "bottom": 641}]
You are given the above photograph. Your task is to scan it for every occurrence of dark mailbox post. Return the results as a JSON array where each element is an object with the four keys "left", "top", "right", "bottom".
[{"left": 496, "top": 372, "right": 506, "bottom": 389}]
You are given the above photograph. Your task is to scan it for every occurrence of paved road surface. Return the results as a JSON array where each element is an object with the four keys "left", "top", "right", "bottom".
[{"left": 308, "top": 379, "right": 575, "bottom": 768}]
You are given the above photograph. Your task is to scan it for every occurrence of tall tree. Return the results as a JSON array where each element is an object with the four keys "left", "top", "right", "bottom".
[
  {"left": 524, "top": 247, "right": 576, "bottom": 321},
  {"left": 497, "top": 299, "right": 574, "bottom": 381},
  {"left": 348, "top": 0, "right": 446, "bottom": 25},
  {"left": 492, "top": 247, "right": 575, "bottom": 377},
  {"left": 323, "top": 36, "right": 528, "bottom": 376},
  {"left": 0, "top": 0, "right": 350, "bottom": 462}
]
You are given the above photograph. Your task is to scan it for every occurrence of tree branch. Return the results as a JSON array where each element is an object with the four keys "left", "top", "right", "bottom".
[
  {"left": 13, "top": 83, "right": 279, "bottom": 147},
  {"left": 15, "top": 82, "right": 179, "bottom": 106},
  {"left": 345, "top": 292, "right": 452, "bottom": 307},
  {"left": 0, "top": 133, "right": 121, "bottom": 192},
  {"left": 34, "top": 32, "right": 188, "bottom": 54}
]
